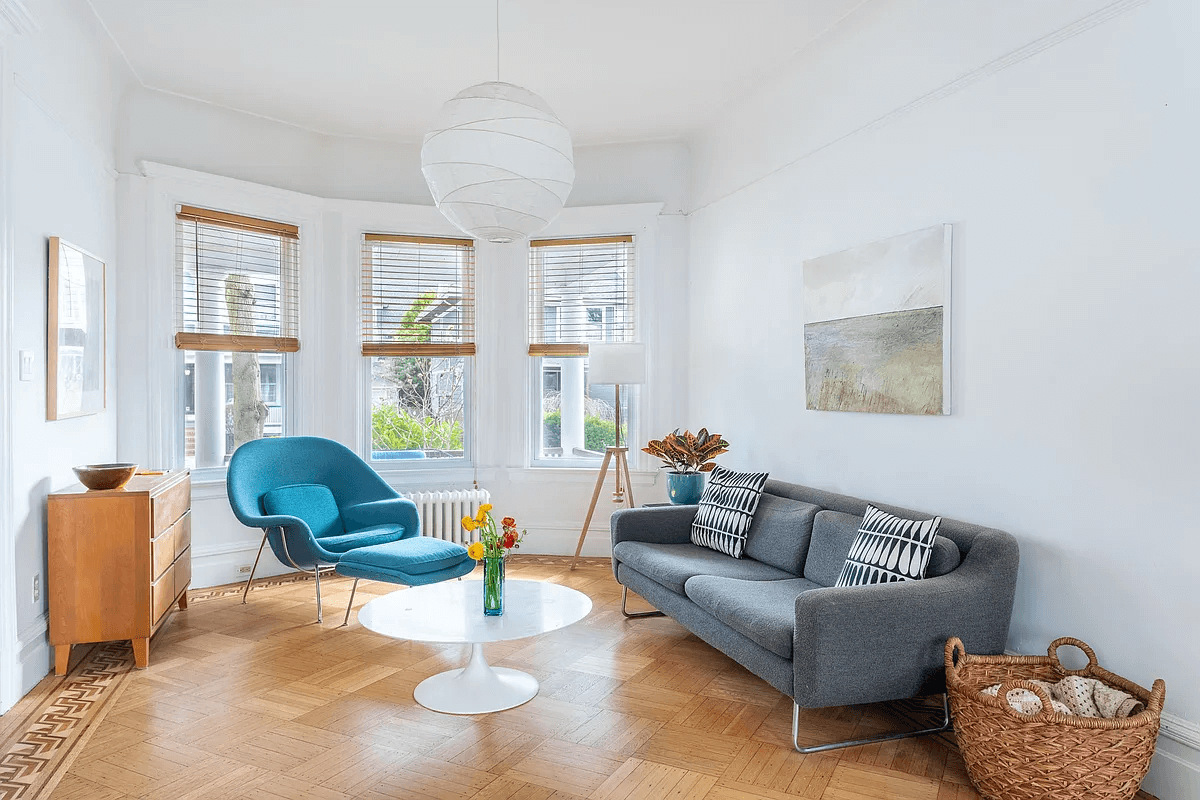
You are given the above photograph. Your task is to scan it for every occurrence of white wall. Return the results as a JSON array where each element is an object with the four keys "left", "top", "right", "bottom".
[
  {"left": 685, "top": 0, "right": 1198, "bottom": 794},
  {"left": 117, "top": 87, "right": 690, "bottom": 213},
  {"left": 116, "top": 163, "right": 688, "bottom": 591},
  {"left": 0, "top": 0, "right": 130, "bottom": 705}
]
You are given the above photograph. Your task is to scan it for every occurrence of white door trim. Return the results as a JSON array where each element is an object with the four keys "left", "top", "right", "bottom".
[{"left": 0, "top": 0, "right": 38, "bottom": 713}]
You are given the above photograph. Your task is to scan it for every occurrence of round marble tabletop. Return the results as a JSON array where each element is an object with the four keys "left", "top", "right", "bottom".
[{"left": 358, "top": 579, "right": 593, "bottom": 714}]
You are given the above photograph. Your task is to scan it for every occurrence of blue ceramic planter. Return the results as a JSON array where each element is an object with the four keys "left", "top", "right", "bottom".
[{"left": 667, "top": 472, "right": 705, "bottom": 505}]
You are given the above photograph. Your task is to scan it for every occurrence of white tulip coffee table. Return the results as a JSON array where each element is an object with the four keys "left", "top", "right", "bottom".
[{"left": 357, "top": 579, "right": 592, "bottom": 714}]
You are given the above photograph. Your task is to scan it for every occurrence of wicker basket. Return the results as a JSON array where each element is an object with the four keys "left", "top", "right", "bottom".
[{"left": 945, "top": 636, "right": 1165, "bottom": 800}]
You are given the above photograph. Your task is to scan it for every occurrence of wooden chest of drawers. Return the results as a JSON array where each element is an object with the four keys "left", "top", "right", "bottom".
[{"left": 48, "top": 471, "right": 191, "bottom": 674}]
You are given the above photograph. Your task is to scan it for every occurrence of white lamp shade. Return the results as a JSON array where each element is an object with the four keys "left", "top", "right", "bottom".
[
  {"left": 589, "top": 343, "right": 646, "bottom": 386},
  {"left": 421, "top": 82, "right": 575, "bottom": 243}
]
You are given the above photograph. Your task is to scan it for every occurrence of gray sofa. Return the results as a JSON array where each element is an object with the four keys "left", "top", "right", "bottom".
[{"left": 610, "top": 478, "right": 1020, "bottom": 752}]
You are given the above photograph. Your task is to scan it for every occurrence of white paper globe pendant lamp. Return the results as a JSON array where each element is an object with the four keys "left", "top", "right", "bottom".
[{"left": 420, "top": 3, "right": 574, "bottom": 243}]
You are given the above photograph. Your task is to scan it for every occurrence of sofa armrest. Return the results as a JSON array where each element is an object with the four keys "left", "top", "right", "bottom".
[
  {"left": 610, "top": 506, "right": 698, "bottom": 578},
  {"left": 792, "top": 530, "right": 1018, "bottom": 708},
  {"left": 611, "top": 506, "right": 697, "bottom": 547},
  {"left": 341, "top": 497, "right": 420, "bottom": 538}
]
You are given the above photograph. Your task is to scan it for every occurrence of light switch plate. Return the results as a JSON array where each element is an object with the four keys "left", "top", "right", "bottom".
[{"left": 18, "top": 350, "right": 33, "bottom": 381}]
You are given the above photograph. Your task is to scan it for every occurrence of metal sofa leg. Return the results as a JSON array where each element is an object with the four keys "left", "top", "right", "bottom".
[
  {"left": 241, "top": 531, "right": 268, "bottom": 604},
  {"left": 793, "top": 694, "right": 951, "bottom": 753},
  {"left": 341, "top": 578, "right": 360, "bottom": 627},
  {"left": 621, "top": 586, "right": 665, "bottom": 619}
]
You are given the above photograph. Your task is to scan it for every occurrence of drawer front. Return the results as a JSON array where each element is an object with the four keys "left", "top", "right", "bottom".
[
  {"left": 174, "top": 547, "right": 192, "bottom": 600},
  {"left": 174, "top": 511, "right": 192, "bottom": 559},
  {"left": 152, "top": 476, "right": 191, "bottom": 535},
  {"left": 152, "top": 562, "right": 176, "bottom": 625},
  {"left": 151, "top": 524, "right": 176, "bottom": 581}
]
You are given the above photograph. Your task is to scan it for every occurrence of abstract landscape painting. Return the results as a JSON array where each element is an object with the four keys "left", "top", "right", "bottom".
[{"left": 803, "top": 225, "right": 951, "bottom": 415}]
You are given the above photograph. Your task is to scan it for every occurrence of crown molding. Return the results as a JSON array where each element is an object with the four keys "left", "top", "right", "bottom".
[{"left": 0, "top": 0, "right": 39, "bottom": 37}]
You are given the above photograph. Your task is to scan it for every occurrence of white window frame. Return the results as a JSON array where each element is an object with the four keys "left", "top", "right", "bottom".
[
  {"left": 361, "top": 354, "right": 475, "bottom": 471},
  {"left": 527, "top": 234, "right": 639, "bottom": 470}
]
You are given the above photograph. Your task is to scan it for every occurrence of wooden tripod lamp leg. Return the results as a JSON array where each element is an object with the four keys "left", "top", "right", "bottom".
[{"left": 571, "top": 449, "right": 614, "bottom": 571}]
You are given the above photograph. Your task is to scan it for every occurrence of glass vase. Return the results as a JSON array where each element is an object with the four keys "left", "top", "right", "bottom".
[{"left": 483, "top": 556, "right": 504, "bottom": 616}]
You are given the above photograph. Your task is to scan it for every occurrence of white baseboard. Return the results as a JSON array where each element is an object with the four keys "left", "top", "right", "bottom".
[
  {"left": 1143, "top": 714, "right": 1200, "bottom": 798},
  {"left": 190, "top": 526, "right": 612, "bottom": 589},
  {"left": 17, "top": 614, "right": 49, "bottom": 694},
  {"left": 191, "top": 541, "right": 293, "bottom": 590}
]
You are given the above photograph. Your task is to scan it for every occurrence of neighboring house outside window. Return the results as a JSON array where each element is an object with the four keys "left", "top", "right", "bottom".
[{"left": 528, "top": 236, "right": 636, "bottom": 464}]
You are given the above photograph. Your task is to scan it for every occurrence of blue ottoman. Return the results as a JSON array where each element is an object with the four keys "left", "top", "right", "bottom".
[{"left": 335, "top": 537, "right": 477, "bottom": 625}]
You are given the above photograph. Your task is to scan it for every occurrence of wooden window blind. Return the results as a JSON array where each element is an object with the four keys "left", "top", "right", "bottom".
[
  {"left": 360, "top": 233, "right": 476, "bottom": 357},
  {"left": 528, "top": 235, "right": 636, "bottom": 356},
  {"left": 174, "top": 205, "right": 300, "bottom": 353}
]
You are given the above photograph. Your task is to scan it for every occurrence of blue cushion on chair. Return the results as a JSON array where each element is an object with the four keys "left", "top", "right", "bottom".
[
  {"left": 336, "top": 537, "right": 470, "bottom": 576},
  {"left": 317, "top": 523, "right": 406, "bottom": 553},
  {"left": 262, "top": 484, "right": 343, "bottom": 539}
]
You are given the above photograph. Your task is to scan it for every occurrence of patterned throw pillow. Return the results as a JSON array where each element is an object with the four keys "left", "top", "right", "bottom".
[
  {"left": 690, "top": 466, "right": 770, "bottom": 558},
  {"left": 834, "top": 505, "right": 942, "bottom": 587}
]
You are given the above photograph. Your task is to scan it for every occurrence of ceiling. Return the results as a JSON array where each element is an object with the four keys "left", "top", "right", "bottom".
[{"left": 88, "top": 0, "right": 864, "bottom": 146}]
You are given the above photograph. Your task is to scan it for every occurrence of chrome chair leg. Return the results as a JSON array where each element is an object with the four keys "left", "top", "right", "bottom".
[
  {"left": 621, "top": 586, "right": 665, "bottom": 619},
  {"left": 241, "top": 531, "right": 268, "bottom": 604},
  {"left": 314, "top": 567, "right": 323, "bottom": 623},
  {"left": 341, "top": 578, "right": 360, "bottom": 627},
  {"left": 793, "top": 694, "right": 952, "bottom": 753}
]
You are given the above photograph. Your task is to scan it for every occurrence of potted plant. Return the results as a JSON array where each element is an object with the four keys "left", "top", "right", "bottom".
[{"left": 642, "top": 428, "right": 729, "bottom": 504}]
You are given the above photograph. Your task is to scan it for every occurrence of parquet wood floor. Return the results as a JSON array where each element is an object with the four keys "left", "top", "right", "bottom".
[{"left": 0, "top": 557, "right": 1158, "bottom": 799}]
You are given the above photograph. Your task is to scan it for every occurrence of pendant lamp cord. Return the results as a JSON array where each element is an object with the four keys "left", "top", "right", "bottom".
[{"left": 495, "top": 0, "right": 501, "bottom": 81}]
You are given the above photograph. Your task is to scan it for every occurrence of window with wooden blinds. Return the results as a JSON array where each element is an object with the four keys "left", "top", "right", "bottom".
[
  {"left": 528, "top": 236, "right": 636, "bottom": 356},
  {"left": 174, "top": 205, "right": 300, "bottom": 353},
  {"left": 361, "top": 234, "right": 476, "bottom": 357}
]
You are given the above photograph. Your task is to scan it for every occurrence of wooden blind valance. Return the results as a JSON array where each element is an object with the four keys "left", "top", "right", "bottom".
[
  {"left": 528, "top": 235, "right": 636, "bottom": 356},
  {"left": 174, "top": 205, "right": 300, "bottom": 353},
  {"left": 360, "top": 233, "right": 476, "bottom": 357}
]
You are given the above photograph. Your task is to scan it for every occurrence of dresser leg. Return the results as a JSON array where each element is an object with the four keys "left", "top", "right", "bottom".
[
  {"left": 54, "top": 645, "right": 71, "bottom": 676},
  {"left": 132, "top": 638, "right": 149, "bottom": 669},
  {"left": 178, "top": 590, "right": 189, "bottom": 610}
]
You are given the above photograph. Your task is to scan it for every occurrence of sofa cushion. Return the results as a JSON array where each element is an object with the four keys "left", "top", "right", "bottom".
[
  {"left": 835, "top": 505, "right": 942, "bottom": 587},
  {"left": 685, "top": 576, "right": 822, "bottom": 659},
  {"left": 803, "top": 510, "right": 863, "bottom": 586},
  {"left": 612, "top": 541, "right": 794, "bottom": 595},
  {"left": 262, "top": 484, "right": 343, "bottom": 540},
  {"left": 743, "top": 494, "right": 820, "bottom": 575},
  {"left": 691, "top": 466, "right": 770, "bottom": 558},
  {"left": 805, "top": 510, "right": 961, "bottom": 587}
]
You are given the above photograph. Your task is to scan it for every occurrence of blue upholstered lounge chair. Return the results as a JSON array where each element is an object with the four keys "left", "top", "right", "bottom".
[{"left": 226, "top": 436, "right": 472, "bottom": 622}]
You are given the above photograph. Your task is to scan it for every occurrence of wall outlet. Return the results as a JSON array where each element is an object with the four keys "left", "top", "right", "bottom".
[
  {"left": 32, "top": 574, "right": 40, "bottom": 603},
  {"left": 237, "top": 565, "right": 253, "bottom": 574},
  {"left": 18, "top": 350, "right": 33, "bottom": 381}
]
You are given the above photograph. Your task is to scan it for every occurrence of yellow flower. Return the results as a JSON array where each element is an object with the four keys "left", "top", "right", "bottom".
[
  {"left": 467, "top": 542, "right": 485, "bottom": 560},
  {"left": 475, "top": 503, "right": 492, "bottom": 524},
  {"left": 461, "top": 516, "right": 477, "bottom": 532}
]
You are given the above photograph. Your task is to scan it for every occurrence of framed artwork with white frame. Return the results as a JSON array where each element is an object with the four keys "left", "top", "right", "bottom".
[{"left": 47, "top": 236, "right": 106, "bottom": 420}]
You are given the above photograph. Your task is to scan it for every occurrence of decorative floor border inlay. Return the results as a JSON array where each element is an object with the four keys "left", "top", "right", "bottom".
[{"left": 0, "top": 642, "right": 134, "bottom": 799}]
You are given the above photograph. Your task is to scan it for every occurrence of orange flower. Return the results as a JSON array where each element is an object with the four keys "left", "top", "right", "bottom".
[
  {"left": 502, "top": 531, "right": 517, "bottom": 549},
  {"left": 502, "top": 516, "right": 516, "bottom": 528}
]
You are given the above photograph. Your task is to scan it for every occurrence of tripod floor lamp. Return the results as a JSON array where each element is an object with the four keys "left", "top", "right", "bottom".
[{"left": 570, "top": 342, "right": 645, "bottom": 570}]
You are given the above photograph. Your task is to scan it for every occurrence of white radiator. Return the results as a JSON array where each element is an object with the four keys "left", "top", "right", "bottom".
[{"left": 404, "top": 489, "right": 491, "bottom": 544}]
